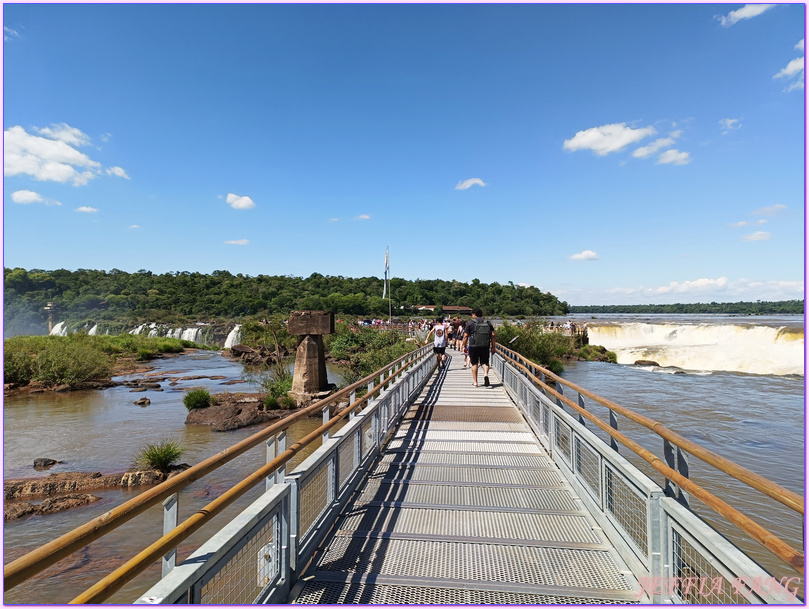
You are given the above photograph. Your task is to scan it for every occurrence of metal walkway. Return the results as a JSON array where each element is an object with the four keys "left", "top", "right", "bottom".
[{"left": 291, "top": 351, "right": 643, "bottom": 604}]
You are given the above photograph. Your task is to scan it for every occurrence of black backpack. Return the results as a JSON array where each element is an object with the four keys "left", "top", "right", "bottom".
[{"left": 473, "top": 319, "right": 492, "bottom": 348}]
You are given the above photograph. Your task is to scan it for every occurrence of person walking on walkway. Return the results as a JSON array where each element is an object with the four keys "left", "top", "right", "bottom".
[
  {"left": 425, "top": 317, "right": 449, "bottom": 368},
  {"left": 461, "top": 308, "right": 495, "bottom": 386}
]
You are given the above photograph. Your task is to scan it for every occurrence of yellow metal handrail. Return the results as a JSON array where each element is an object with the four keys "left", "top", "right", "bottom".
[
  {"left": 496, "top": 344, "right": 804, "bottom": 574},
  {"left": 4, "top": 344, "right": 430, "bottom": 594}
]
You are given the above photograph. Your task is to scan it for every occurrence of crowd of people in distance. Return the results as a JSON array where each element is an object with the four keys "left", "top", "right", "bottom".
[{"left": 423, "top": 309, "right": 496, "bottom": 387}]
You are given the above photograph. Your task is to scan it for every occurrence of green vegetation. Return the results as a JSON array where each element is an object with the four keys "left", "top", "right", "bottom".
[
  {"left": 4, "top": 334, "right": 199, "bottom": 387},
  {"left": 183, "top": 388, "right": 215, "bottom": 410},
  {"left": 569, "top": 300, "right": 804, "bottom": 315},
  {"left": 4, "top": 267, "right": 569, "bottom": 336},
  {"left": 328, "top": 323, "right": 415, "bottom": 386},
  {"left": 135, "top": 438, "right": 184, "bottom": 472},
  {"left": 496, "top": 321, "right": 617, "bottom": 374}
]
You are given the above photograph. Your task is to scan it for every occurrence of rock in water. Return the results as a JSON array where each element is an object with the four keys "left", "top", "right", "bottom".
[{"left": 33, "top": 458, "right": 63, "bottom": 470}]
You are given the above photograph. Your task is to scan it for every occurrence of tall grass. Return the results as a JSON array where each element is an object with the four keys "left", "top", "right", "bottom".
[
  {"left": 3, "top": 334, "right": 195, "bottom": 387},
  {"left": 135, "top": 438, "right": 184, "bottom": 472}
]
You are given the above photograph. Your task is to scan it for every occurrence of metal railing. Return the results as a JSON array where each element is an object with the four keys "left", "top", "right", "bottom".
[
  {"left": 493, "top": 344, "right": 803, "bottom": 604},
  {"left": 3, "top": 344, "right": 434, "bottom": 604}
]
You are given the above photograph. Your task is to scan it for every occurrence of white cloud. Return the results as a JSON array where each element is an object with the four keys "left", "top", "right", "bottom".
[
  {"left": 4, "top": 125, "right": 102, "bottom": 185},
  {"left": 328, "top": 217, "right": 339, "bottom": 222},
  {"left": 752, "top": 204, "right": 786, "bottom": 216},
  {"left": 774, "top": 56, "right": 805, "bottom": 91},
  {"left": 76, "top": 206, "right": 98, "bottom": 213},
  {"left": 455, "top": 178, "right": 487, "bottom": 190},
  {"left": 654, "top": 277, "right": 729, "bottom": 295},
  {"left": 719, "top": 118, "right": 741, "bottom": 134},
  {"left": 555, "top": 277, "right": 803, "bottom": 305},
  {"left": 107, "top": 166, "right": 130, "bottom": 179},
  {"left": 730, "top": 219, "right": 767, "bottom": 227},
  {"left": 796, "top": 39, "right": 805, "bottom": 53},
  {"left": 357, "top": 214, "right": 371, "bottom": 220},
  {"left": 563, "top": 123, "right": 656, "bottom": 156},
  {"left": 11, "top": 189, "right": 44, "bottom": 204},
  {"left": 37, "top": 123, "right": 91, "bottom": 147},
  {"left": 741, "top": 231, "right": 771, "bottom": 241},
  {"left": 225, "top": 239, "right": 249, "bottom": 245},
  {"left": 517, "top": 282, "right": 532, "bottom": 288},
  {"left": 4, "top": 26, "right": 20, "bottom": 41},
  {"left": 225, "top": 193, "right": 255, "bottom": 210},
  {"left": 717, "top": 4, "right": 775, "bottom": 27},
  {"left": 130, "top": 225, "right": 140, "bottom": 229},
  {"left": 632, "top": 137, "right": 675, "bottom": 158},
  {"left": 657, "top": 149, "right": 691, "bottom": 165},
  {"left": 774, "top": 57, "right": 804, "bottom": 79},
  {"left": 570, "top": 249, "right": 598, "bottom": 261}
]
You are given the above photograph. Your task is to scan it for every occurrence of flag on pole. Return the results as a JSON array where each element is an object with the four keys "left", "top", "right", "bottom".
[{"left": 382, "top": 247, "right": 389, "bottom": 298}]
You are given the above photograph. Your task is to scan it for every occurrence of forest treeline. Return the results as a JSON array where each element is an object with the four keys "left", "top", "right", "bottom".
[
  {"left": 4, "top": 267, "right": 569, "bottom": 336},
  {"left": 569, "top": 301, "right": 804, "bottom": 315}
]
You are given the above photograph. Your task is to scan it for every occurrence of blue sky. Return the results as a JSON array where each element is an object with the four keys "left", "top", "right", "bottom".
[{"left": 3, "top": 3, "right": 805, "bottom": 306}]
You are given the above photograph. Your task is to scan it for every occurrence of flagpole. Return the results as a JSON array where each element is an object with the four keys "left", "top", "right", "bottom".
[{"left": 388, "top": 250, "right": 392, "bottom": 322}]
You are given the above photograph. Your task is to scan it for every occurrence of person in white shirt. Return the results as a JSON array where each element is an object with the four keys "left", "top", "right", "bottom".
[{"left": 424, "top": 317, "right": 449, "bottom": 368}]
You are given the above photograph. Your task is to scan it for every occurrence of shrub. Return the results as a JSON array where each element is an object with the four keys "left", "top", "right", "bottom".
[
  {"left": 263, "top": 394, "right": 280, "bottom": 410},
  {"left": 184, "top": 388, "right": 212, "bottom": 410},
  {"left": 280, "top": 395, "right": 296, "bottom": 410},
  {"left": 135, "top": 439, "right": 184, "bottom": 472},
  {"left": 136, "top": 349, "right": 155, "bottom": 361}
]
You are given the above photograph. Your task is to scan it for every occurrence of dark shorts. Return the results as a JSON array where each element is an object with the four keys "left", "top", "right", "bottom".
[
  {"left": 433, "top": 346, "right": 446, "bottom": 355},
  {"left": 469, "top": 345, "right": 490, "bottom": 366}
]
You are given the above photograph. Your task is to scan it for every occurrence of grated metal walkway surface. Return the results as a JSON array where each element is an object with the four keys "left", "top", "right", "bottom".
[{"left": 292, "top": 351, "right": 642, "bottom": 604}]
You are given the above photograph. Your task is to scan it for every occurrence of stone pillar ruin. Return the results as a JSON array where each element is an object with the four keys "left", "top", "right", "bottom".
[{"left": 288, "top": 311, "right": 335, "bottom": 406}]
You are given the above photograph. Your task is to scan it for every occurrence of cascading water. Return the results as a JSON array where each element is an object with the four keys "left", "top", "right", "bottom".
[
  {"left": 223, "top": 324, "right": 242, "bottom": 349},
  {"left": 49, "top": 321, "right": 68, "bottom": 336},
  {"left": 588, "top": 321, "right": 804, "bottom": 376},
  {"left": 88, "top": 324, "right": 98, "bottom": 336}
]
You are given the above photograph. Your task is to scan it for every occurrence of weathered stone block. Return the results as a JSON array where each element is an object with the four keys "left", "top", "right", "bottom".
[{"left": 288, "top": 311, "right": 334, "bottom": 336}]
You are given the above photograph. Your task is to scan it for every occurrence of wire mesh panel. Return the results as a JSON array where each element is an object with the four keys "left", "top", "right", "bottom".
[
  {"left": 542, "top": 402, "right": 551, "bottom": 437},
  {"left": 198, "top": 514, "right": 278, "bottom": 604},
  {"left": 298, "top": 458, "right": 334, "bottom": 539},
  {"left": 338, "top": 432, "right": 358, "bottom": 489},
  {"left": 361, "top": 418, "right": 374, "bottom": 457},
  {"left": 554, "top": 416, "right": 572, "bottom": 464},
  {"left": 670, "top": 527, "right": 755, "bottom": 604},
  {"left": 575, "top": 436, "right": 602, "bottom": 504},
  {"left": 604, "top": 464, "right": 648, "bottom": 560}
]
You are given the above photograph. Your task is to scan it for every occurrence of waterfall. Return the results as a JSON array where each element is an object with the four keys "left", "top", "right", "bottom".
[
  {"left": 588, "top": 322, "right": 804, "bottom": 376},
  {"left": 181, "top": 328, "right": 201, "bottom": 343},
  {"left": 88, "top": 324, "right": 98, "bottom": 336},
  {"left": 224, "top": 324, "right": 243, "bottom": 349},
  {"left": 129, "top": 324, "right": 148, "bottom": 335},
  {"left": 50, "top": 321, "right": 68, "bottom": 336}
]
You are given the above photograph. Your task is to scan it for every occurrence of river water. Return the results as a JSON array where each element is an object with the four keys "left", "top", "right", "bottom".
[
  {"left": 3, "top": 352, "right": 347, "bottom": 604},
  {"left": 3, "top": 316, "right": 805, "bottom": 603}
]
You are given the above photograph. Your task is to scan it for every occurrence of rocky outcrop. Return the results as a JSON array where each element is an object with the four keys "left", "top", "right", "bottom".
[
  {"left": 185, "top": 392, "right": 298, "bottom": 432},
  {"left": 226, "top": 344, "right": 289, "bottom": 366},
  {"left": 4, "top": 468, "right": 186, "bottom": 500},
  {"left": 5, "top": 494, "right": 101, "bottom": 521},
  {"left": 33, "top": 458, "right": 65, "bottom": 470},
  {"left": 634, "top": 360, "right": 660, "bottom": 367}
]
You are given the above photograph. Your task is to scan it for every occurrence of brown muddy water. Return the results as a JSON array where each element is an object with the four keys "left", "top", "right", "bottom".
[
  {"left": 3, "top": 351, "right": 347, "bottom": 604},
  {"left": 3, "top": 350, "right": 804, "bottom": 603}
]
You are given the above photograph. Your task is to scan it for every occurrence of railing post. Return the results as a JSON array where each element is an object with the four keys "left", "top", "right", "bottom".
[
  {"left": 663, "top": 439, "right": 677, "bottom": 499},
  {"left": 577, "top": 393, "right": 586, "bottom": 427},
  {"left": 349, "top": 390, "right": 356, "bottom": 420},
  {"left": 266, "top": 431, "right": 287, "bottom": 491},
  {"left": 367, "top": 379, "right": 374, "bottom": 403},
  {"left": 322, "top": 405, "right": 330, "bottom": 443},
  {"left": 161, "top": 493, "right": 179, "bottom": 577},
  {"left": 609, "top": 409, "right": 619, "bottom": 452},
  {"left": 676, "top": 447, "right": 690, "bottom": 507}
]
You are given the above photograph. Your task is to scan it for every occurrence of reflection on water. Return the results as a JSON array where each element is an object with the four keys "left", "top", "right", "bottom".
[
  {"left": 559, "top": 360, "right": 804, "bottom": 584},
  {"left": 3, "top": 352, "right": 347, "bottom": 604}
]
